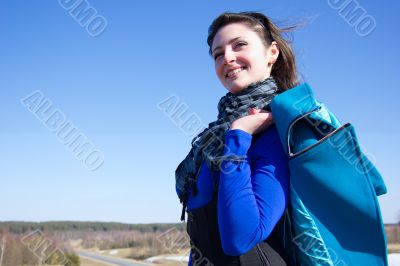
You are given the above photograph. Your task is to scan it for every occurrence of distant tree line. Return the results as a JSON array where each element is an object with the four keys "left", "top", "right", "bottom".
[
  {"left": 385, "top": 224, "right": 400, "bottom": 244},
  {"left": 0, "top": 221, "right": 185, "bottom": 234}
]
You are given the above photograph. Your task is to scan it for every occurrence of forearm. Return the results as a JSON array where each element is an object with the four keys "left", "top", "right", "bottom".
[{"left": 218, "top": 128, "right": 288, "bottom": 255}]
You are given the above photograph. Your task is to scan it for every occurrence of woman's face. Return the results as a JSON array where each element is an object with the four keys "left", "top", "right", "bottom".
[{"left": 211, "top": 22, "right": 278, "bottom": 94}]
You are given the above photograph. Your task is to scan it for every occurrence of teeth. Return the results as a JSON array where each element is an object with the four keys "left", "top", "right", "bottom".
[{"left": 227, "top": 67, "right": 245, "bottom": 77}]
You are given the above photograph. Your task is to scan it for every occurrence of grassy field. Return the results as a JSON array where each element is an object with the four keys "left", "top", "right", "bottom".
[
  {"left": 389, "top": 243, "right": 400, "bottom": 253},
  {"left": 80, "top": 257, "right": 113, "bottom": 266}
]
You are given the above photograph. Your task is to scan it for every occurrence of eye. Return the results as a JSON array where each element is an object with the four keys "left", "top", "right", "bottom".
[
  {"left": 214, "top": 52, "right": 222, "bottom": 60},
  {"left": 213, "top": 42, "right": 247, "bottom": 60},
  {"left": 235, "top": 41, "right": 247, "bottom": 48}
]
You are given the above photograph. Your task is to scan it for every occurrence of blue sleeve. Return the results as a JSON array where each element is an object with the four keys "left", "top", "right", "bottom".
[{"left": 217, "top": 127, "right": 289, "bottom": 256}]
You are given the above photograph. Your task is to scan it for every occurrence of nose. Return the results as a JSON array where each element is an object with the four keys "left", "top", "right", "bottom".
[{"left": 223, "top": 50, "right": 236, "bottom": 65}]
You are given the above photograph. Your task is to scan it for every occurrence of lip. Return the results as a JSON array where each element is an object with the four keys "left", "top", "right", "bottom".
[{"left": 225, "top": 66, "right": 246, "bottom": 78}]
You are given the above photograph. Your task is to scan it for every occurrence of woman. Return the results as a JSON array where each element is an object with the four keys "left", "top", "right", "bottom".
[{"left": 175, "top": 11, "right": 298, "bottom": 265}]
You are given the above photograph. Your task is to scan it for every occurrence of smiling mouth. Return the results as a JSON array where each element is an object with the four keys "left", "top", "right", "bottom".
[{"left": 226, "top": 67, "right": 246, "bottom": 78}]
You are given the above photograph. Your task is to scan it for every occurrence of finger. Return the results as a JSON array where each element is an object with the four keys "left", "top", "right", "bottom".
[
  {"left": 259, "top": 112, "right": 274, "bottom": 123},
  {"left": 255, "top": 113, "right": 274, "bottom": 134},
  {"left": 254, "top": 111, "right": 272, "bottom": 117},
  {"left": 249, "top": 108, "right": 261, "bottom": 115}
]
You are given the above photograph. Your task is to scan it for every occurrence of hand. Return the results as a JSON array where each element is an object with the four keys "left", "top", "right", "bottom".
[{"left": 230, "top": 108, "right": 274, "bottom": 135}]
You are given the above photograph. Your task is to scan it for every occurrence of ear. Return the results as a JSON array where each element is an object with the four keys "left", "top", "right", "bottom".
[{"left": 269, "top": 41, "right": 279, "bottom": 62}]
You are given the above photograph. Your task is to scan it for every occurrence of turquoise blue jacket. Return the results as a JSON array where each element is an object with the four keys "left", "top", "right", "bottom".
[{"left": 269, "top": 83, "right": 388, "bottom": 266}]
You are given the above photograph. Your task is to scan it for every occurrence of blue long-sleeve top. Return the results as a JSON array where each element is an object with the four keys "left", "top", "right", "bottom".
[{"left": 177, "top": 125, "right": 290, "bottom": 265}]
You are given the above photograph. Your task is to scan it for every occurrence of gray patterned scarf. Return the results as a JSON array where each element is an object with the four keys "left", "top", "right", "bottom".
[{"left": 175, "top": 76, "right": 280, "bottom": 221}]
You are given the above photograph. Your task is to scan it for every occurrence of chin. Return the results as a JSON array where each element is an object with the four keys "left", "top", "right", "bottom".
[{"left": 226, "top": 79, "right": 250, "bottom": 94}]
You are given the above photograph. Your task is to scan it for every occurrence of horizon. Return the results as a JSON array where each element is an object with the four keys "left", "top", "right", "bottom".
[{"left": 0, "top": 220, "right": 398, "bottom": 225}]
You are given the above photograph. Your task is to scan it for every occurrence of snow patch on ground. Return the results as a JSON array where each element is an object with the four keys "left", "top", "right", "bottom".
[
  {"left": 109, "top": 249, "right": 119, "bottom": 255},
  {"left": 145, "top": 255, "right": 189, "bottom": 263},
  {"left": 389, "top": 254, "right": 400, "bottom": 266}
]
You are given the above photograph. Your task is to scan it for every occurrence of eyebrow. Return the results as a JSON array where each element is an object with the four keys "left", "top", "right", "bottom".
[{"left": 212, "top": 37, "right": 242, "bottom": 55}]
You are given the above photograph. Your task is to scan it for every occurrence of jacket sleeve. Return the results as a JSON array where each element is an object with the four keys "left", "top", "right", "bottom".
[{"left": 218, "top": 127, "right": 290, "bottom": 256}]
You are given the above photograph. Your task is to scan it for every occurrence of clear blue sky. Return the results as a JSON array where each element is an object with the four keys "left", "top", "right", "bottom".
[{"left": 0, "top": 0, "right": 398, "bottom": 223}]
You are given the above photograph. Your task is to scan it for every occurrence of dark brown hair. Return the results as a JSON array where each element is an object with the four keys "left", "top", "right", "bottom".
[{"left": 207, "top": 11, "right": 299, "bottom": 91}]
